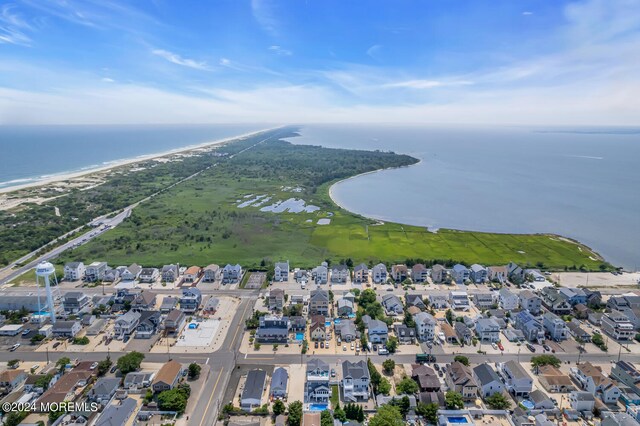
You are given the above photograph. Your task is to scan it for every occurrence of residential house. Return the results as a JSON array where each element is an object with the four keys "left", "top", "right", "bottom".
[
  {"left": 161, "top": 265, "right": 179, "bottom": 282},
  {"left": 336, "top": 320, "right": 357, "bottom": 342},
  {"left": 138, "top": 268, "right": 159, "bottom": 283},
  {"left": 429, "top": 293, "right": 449, "bottom": 309},
  {"left": 274, "top": 261, "right": 289, "bottom": 282},
  {"left": 431, "top": 264, "right": 447, "bottom": 283},
  {"left": 331, "top": 264, "right": 349, "bottom": 283},
  {"left": 269, "top": 289, "right": 286, "bottom": 311},
  {"left": 160, "top": 296, "right": 178, "bottom": 313},
  {"left": 514, "top": 311, "right": 545, "bottom": 342},
  {"left": 571, "top": 362, "right": 605, "bottom": 393},
  {"left": 541, "top": 287, "right": 572, "bottom": 315},
  {"left": 601, "top": 413, "right": 640, "bottom": 426},
  {"left": 85, "top": 262, "right": 107, "bottom": 282},
  {"left": 241, "top": 369, "right": 266, "bottom": 411},
  {"left": 589, "top": 312, "right": 604, "bottom": 326},
  {"left": 309, "top": 289, "right": 329, "bottom": 316},
  {"left": 569, "top": 391, "right": 596, "bottom": 412},
  {"left": 441, "top": 322, "right": 458, "bottom": 344},
  {"left": 52, "top": 320, "right": 82, "bottom": 338},
  {"left": 343, "top": 291, "right": 356, "bottom": 303},
  {"left": 602, "top": 310, "right": 635, "bottom": 341},
  {"left": 136, "top": 311, "right": 161, "bottom": 339},
  {"left": 412, "top": 264, "right": 429, "bottom": 283},
  {"left": 256, "top": 315, "right": 290, "bottom": 343},
  {"left": 543, "top": 312, "right": 569, "bottom": 341},
  {"left": 88, "top": 378, "right": 120, "bottom": 404},
  {"left": 476, "top": 318, "right": 500, "bottom": 342},
  {"left": 406, "top": 294, "right": 427, "bottom": 311},
  {"left": 337, "top": 299, "right": 354, "bottom": 317},
  {"left": 132, "top": 292, "right": 156, "bottom": 312},
  {"left": 0, "top": 370, "right": 26, "bottom": 393},
  {"left": 164, "top": 309, "right": 185, "bottom": 334},
  {"left": 372, "top": 263, "right": 388, "bottom": 284},
  {"left": 152, "top": 360, "right": 182, "bottom": 393},
  {"left": 525, "top": 269, "right": 546, "bottom": 282},
  {"left": 488, "top": 266, "right": 508, "bottom": 283},
  {"left": 123, "top": 372, "right": 154, "bottom": 391},
  {"left": 353, "top": 263, "right": 368, "bottom": 284},
  {"left": 567, "top": 319, "right": 592, "bottom": 343},
  {"left": 120, "top": 264, "right": 141, "bottom": 281},
  {"left": 367, "top": 319, "right": 388, "bottom": 344},
  {"left": 304, "top": 359, "right": 330, "bottom": 402},
  {"left": 395, "top": 324, "right": 416, "bottom": 344},
  {"left": 64, "top": 262, "right": 85, "bottom": 281},
  {"left": 310, "top": 315, "right": 326, "bottom": 341},
  {"left": 180, "top": 287, "right": 202, "bottom": 313},
  {"left": 270, "top": 367, "right": 288, "bottom": 399},
  {"left": 312, "top": 262, "right": 329, "bottom": 284},
  {"left": 36, "top": 368, "right": 93, "bottom": 405},
  {"left": 451, "top": 264, "right": 470, "bottom": 284},
  {"left": 449, "top": 291, "right": 470, "bottom": 311},
  {"left": 63, "top": 291, "right": 91, "bottom": 314},
  {"left": 607, "top": 295, "right": 640, "bottom": 311},
  {"left": 454, "top": 322, "right": 473, "bottom": 345},
  {"left": 391, "top": 264, "right": 408, "bottom": 282},
  {"left": 503, "top": 327, "right": 526, "bottom": 342},
  {"left": 202, "top": 264, "right": 219, "bottom": 282},
  {"left": 473, "top": 363, "right": 504, "bottom": 398},
  {"left": 538, "top": 365, "right": 575, "bottom": 393},
  {"left": 114, "top": 311, "right": 141, "bottom": 338},
  {"left": 583, "top": 289, "right": 603, "bottom": 308},
  {"left": 24, "top": 373, "right": 51, "bottom": 394},
  {"left": 473, "top": 292, "right": 497, "bottom": 309},
  {"left": 574, "top": 303, "right": 590, "bottom": 319},
  {"left": 470, "top": 264, "right": 488, "bottom": 283},
  {"left": 102, "top": 267, "right": 120, "bottom": 282},
  {"left": 95, "top": 398, "right": 137, "bottom": 426},
  {"left": 412, "top": 364, "right": 441, "bottom": 392},
  {"left": 446, "top": 361, "right": 478, "bottom": 400},
  {"left": 597, "top": 378, "right": 622, "bottom": 404},
  {"left": 529, "top": 389, "right": 556, "bottom": 410},
  {"left": 612, "top": 361, "right": 640, "bottom": 395},
  {"left": 342, "top": 360, "right": 370, "bottom": 402},
  {"left": 507, "top": 262, "right": 525, "bottom": 283},
  {"left": 222, "top": 264, "right": 242, "bottom": 284},
  {"left": 294, "top": 268, "right": 309, "bottom": 283},
  {"left": 620, "top": 307, "right": 640, "bottom": 330},
  {"left": 500, "top": 360, "right": 533, "bottom": 397},
  {"left": 183, "top": 266, "right": 202, "bottom": 283},
  {"left": 519, "top": 290, "right": 542, "bottom": 315},
  {"left": 290, "top": 316, "right": 306, "bottom": 332},
  {"left": 499, "top": 288, "right": 519, "bottom": 311},
  {"left": 414, "top": 312, "right": 437, "bottom": 341},
  {"left": 559, "top": 288, "right": 588, "bottom": 306},
  {"left": 382, "top": 294, "right": 404, "bottom": 316}
]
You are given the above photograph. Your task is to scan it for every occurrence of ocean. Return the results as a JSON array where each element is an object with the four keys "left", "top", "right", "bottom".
[
  {"left": 290, "top": 124, "right": 640, "bottom": 270},
  {"left": 0, "top": 124, "right": 266, "bottom": 189}
]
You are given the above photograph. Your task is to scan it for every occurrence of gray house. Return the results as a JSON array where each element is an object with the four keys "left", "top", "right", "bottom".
[
  {"left": 274, "top": 261, "right": 289, "bottom": 282},
  {"left": 95, "top": 398, "right": 137, "bottom": 426},
  {"left": 367, "top": 319, "right": 388, "bottom": 344},
  {"left": 331, "top": 264, "right": 349, "bottom": 283},
  {"left": 241, "top": 369, "right": 267, "bottom": 411},
  {"left": 88, "top": 378, "right": 121, "bottom": 404},
  {"left": 353, "top": 264, "right": 369, "bottom": 283},
  {"left": 372, "top": 263, "right": 388, "bottom": 283},
  {"left": 469, "top": 264, "right": 488, "bottom": 283},
  {"left": 475, "top": 318, "right": 500, "bottom": 342},
  {"left": 342, "top": 360, "right": 370, "bottom": 402},
  {"left": 270, "top": 367, "right": 289, "bottom": 399},
  {"left": 305, "top": 359, "right": 330, "bottom": 402},
  {"left": 543, "top": 312, "right": 569, "bottom": 341},
  {"left": 161, "top": 265, "right": 179, "bottom": 282},
  {"left": 63, "top": 292, "right": 91, "bottom": 314},
  {"left": 473, "top": 363, "right": 504, "bottom": 398},
  {"left": 451, "top": 264, "right": 470, "bottom": 284},
  {"left": 52, "top": 320, "right": 82, "bottom": 338},
  {"left": 222, "top": 264, "right": 242, "bottom": 284},
  {"left": 381, "top": 294, "right": 404, "bottom": 316},
  {"left": 85, "top": 262, "right": 108, "bottom": 282}
]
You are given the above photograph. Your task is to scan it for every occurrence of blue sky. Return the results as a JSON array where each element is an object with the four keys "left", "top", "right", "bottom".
[{"left": 0, "top": 0, "right": 639, "bottom": 125}]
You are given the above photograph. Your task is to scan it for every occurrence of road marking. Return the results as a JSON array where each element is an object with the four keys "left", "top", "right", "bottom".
[
  {"left": 230, "top": 300, "right": 252, "bottom": 348},
  {"left": 205, "top": 357, "right": 209, "bottom": 365},
  {"left": 198, "top": 369, "right": 223, "bottom": 426}
]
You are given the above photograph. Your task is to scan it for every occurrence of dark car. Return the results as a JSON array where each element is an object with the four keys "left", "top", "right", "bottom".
[
  {"left": 526, "top": 343, "right": 536, "bottom": 352},
  {"left": 542, "top": 344, "right": 551, "bottom": 352},
  {"left": 314, "top": 341, "right": 319, "bottom": 349},
  {"left": 110, "top": 366, "right": 118, "bottom": 374},
  {"left": 53, "top": 341, "right": 61, "bottom": 348}
]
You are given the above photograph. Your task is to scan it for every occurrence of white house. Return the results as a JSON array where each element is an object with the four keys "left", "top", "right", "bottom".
[
  {"left": 64, "top": 262, "right": 85, "bottom": 281},
  {"left": 414, "top": 312, "right": 436, "bottom": 342},
  {"left": 274, "top": 261, "right": 289, "bottom": 282},
  {"left": 500, "top": 360, "right": 533, "bottom": 397},
  {"left": 371, "top": 263, "right": 388, "bottom": 284},
  {"left": 342, "top": 360, "right": 370, "bottom": 402},
  {"left": 499, "top": 288, "right": 519, "bottom": 311}
]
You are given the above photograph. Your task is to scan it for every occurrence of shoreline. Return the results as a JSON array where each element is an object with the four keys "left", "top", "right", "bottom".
[{"left": 0, "top": 126, "right": 282, "bottom": 195}]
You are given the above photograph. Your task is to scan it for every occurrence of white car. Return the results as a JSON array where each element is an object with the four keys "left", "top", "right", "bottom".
[{"left": 491, "top": 342, "right": 498, "bottom": 350}]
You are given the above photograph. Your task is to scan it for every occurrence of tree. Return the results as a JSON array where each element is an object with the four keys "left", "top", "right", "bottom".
[
  {"left": 116, "top": 351, "right": 145, "bottom": 375},
  {"left": 416, "top": 402, "right": 439, "bottom": 424},
  {"left": 359, "top": 289, "right": 377, "bottom": 308},
  {"left": 369, "top": 404, "right": 404, "bottom": 426},
  {"left": 445, "top": 309, "right": 454, "bottom": 324},
  {"left": 383, "top": 359, "right": 396, "bottom": 374},
  {"left": 391, "top": 395, "right": 411, "bottom": 416},
  {"left": 396, "top": 377, "right": 419, "bottom": 394},
  {"left": 97, "top": 357, "right": 113, "bottom": 377},
  {"left": 333, "top": 405, "right": 347, "bottom": 422},
  {"left": 344, "top": 403, "right": 365, "bottom": 422},
  {"left": 188, "top": 363, "right": 201, "bottom": 379},
  {"left": 30, "top": 334, "right": 45, "bottom": 344},
  {"left": 368, "top": 359, "right": 382, "bottom": 389},
  {"left": 321, "top": 410, "right": 333, "bottom": 426},
  {"left": 453, "top": 355, "right": 469, "bottom": 366},
  {"left": 445, "top": 391, "right": 464, "bottom": 409},
  {"left": 386, "top": 336, "right": 399, "bottom": 353},
  {"left": 531, "top": 355, "right": 561, "bottom": 369},
  {"left": 378, "top": 377, "right": 391, "bottom": 395},
  {"left": 403, "top": 311, "right": 416, "bottom": 328},
  {"left": 272, "top": 399, "right": 286, "bottom": 416},
  {"left": 485, "top": 393, "right": 511, "bottom": 410},
  {"left": 56, "top": 357, "right": 70, "bottom": 372},
  {"left": 157, "top": 385, "right": 190, "bottom": 414},
  {"left": 34, "top": 374, "right": 53, "bottom": 391},
  {"left": 7, "top": 359, "right": 20, "bottom": 369},
  {"left": 287, "top": 401, "right": 303, "bottom": 426}
]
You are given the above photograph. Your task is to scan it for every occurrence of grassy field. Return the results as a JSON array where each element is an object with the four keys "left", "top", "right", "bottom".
[{"left": 59, "top": 132, "right": 610, "bottom": 271}]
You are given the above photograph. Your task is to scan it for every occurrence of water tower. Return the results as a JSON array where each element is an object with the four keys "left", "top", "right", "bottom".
[{"left": 35, "top": 261, "right": 60, "bottom": 324}]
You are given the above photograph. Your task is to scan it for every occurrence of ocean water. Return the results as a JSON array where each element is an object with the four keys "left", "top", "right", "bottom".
[
  {"left": 0, "top": 124, "right": 266, "bottom": 189},
  {"left": 290, "top": 124, "right": 640, "bottom": 270}
]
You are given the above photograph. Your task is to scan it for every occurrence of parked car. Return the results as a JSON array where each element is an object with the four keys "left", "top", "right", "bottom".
[
  {"left": 90, "top": 362, "right": 98, "bottom": 370},
  {"left": 314, "top": 341, "right": 319, "bottom": 349},
  {"left": 320, "top": 342, "right": 324, "bottom": 349},
  {"left": 526, "top": 343, "right": 536, "bottom": 352},
  {"left": 110, "top": 366, "right": 118, "bottom": 374},
  {"left": 543, "top": 344, "right": 551, "bottom": 352},
  {"left": 21, "top": 329, "right": 30, "bottom": 337},
  {"left": 497, "top": 342, "right": 504, "bottom": 351},
  {"left": 343, "top": 345, "right": 347, "bottom": 351},
  {"left": 331, "top": 368, "right": 336, "bottom": 377},
  {"left": 9, "top": 343, "right": 20, "bottom": 352},
  {"left": 491, "top": 342, "right": 498, "bottom": 350},
  {"left": 378, "top": 347, "right": 389, "bottom": 355}
]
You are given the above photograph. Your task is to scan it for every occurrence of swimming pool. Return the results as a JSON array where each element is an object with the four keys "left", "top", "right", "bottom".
[
  {"left": 521, "top": 399, "right": 535, "bottom": 410},
  {"left": 447, "top": 417, "right": 469, "bottom": 424},
  {"left": 295, "top": 332, "right": 304, "bottom": 341},
  {"left": 309, "top": 403, "right": 329, "bottom": 411},
  {"left": 334, "top": 319, "right": 341, "bottom": 325},
  {"left": 325, "top": 321, "right": 331, "bottom": 327}
]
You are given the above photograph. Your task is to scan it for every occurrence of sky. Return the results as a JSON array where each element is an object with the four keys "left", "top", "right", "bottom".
[{"left": 0, "top": 0, "right": 639, "bottom": 125}]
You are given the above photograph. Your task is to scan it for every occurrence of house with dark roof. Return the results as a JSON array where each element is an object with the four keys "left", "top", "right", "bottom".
[
  {"left": 454, "top": 322, "right": 473, "bottom": 345},
  {"left": 395, "top": 324, "right": 416, "bottom": 344},
  {"left": 445, "top": 361, "right": 478, "bottom": 400},
  {"left": 500, "top": 360, "right": 533, "bottom": 397},
  {"left": 336, "top": 320, "right": 357, "bottom": 342},
  {"left": 304, "top": 359, "right": 330, "bottom": 403},
  {"left": 274, "top": 261, "right": 289, "bottom": 282},
  {"left": 371, "top": 263, "right": 387, "bottom": 284},
  {"left": 342, "top": 360, "right": 370, "bottom": 402},
  {"left": 240, "top": 370, "right": 267, "bottom": 410},
  {"left": 270, "top": 367, "right": 288, "bottom": 399},
  {"left": 164, "top": 309, "right": 185, "bottom": 334},
  {"left": 95, "top": 398, "right": 137, "bottom": 426},
  {"left": 161, "top": 264, "right": 179, "bottom": 282},
  {"left": 541, "top": 287, "right": 572, "bottom": 315},
  {"left": 135, "top": 310, "right": 161, "bottom": 339},
  {"left": 309, "top": 289, "right": 329, "bottom": 316},
  {"left": 331, "top": 264, "right": 349, "bottom": 283},
  {"left": 405, "top": 294, "right": 426, "bottom": 310},
  {"left": 88, "top": 378, "right": 121, "bottom": 404},
  {"left": 139, "top": 267, "right": 159, "bottom": 283},
  {"left": 132, "top": 291, "right": 156, "bottom": 312},
  {"left": 473, "top": 363, "right": 504, "bottom": 398},
  {"left": 530, "top": 389, "right": 555, "bottom": 410},
  {"left": 257, "top": 315, "right": 290, "bottom": 343},
  {"left": 353, "top": 263, "right": 369, "bottom": 284},
  {"left": 381, "top": 294, "right": 403, "bottom": 316},
  {"left": 412, "top": 364, "right": 440, "bottom": 392}
]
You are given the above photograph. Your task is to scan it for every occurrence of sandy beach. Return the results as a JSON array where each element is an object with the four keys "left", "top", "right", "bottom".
[{"left": 0, "top": 126, "right": 281, "bottom": 196}]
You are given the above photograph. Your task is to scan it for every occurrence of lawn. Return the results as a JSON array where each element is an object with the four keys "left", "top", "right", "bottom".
[{"left": 58, "top": 131, "right": 610, "bottom": 271}]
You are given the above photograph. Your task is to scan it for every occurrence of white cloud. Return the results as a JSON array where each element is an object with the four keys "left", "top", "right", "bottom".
[
  {"left": 151, "top": 49, "right": 211, "bottom": 70},
  {"left": 522, "top": 11, "right": 534, "bottom": 16},
  {"left": 382, "top": 79, "right": 474, "bottom": 89},
  {"left": 0, "top": 4, "right": 32, "bottom": 46},
  {"left": 252, "top": 0, "right": 280, "bottom": 36},
  {"left": 101, "top": 77, "right": 115, "bottom": 83},
  {"left": 268, "top": 45, "right": 292, "bottom": 56},
  {"left": 366, "top": 44, "right": 382, "bottom": 59}
]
